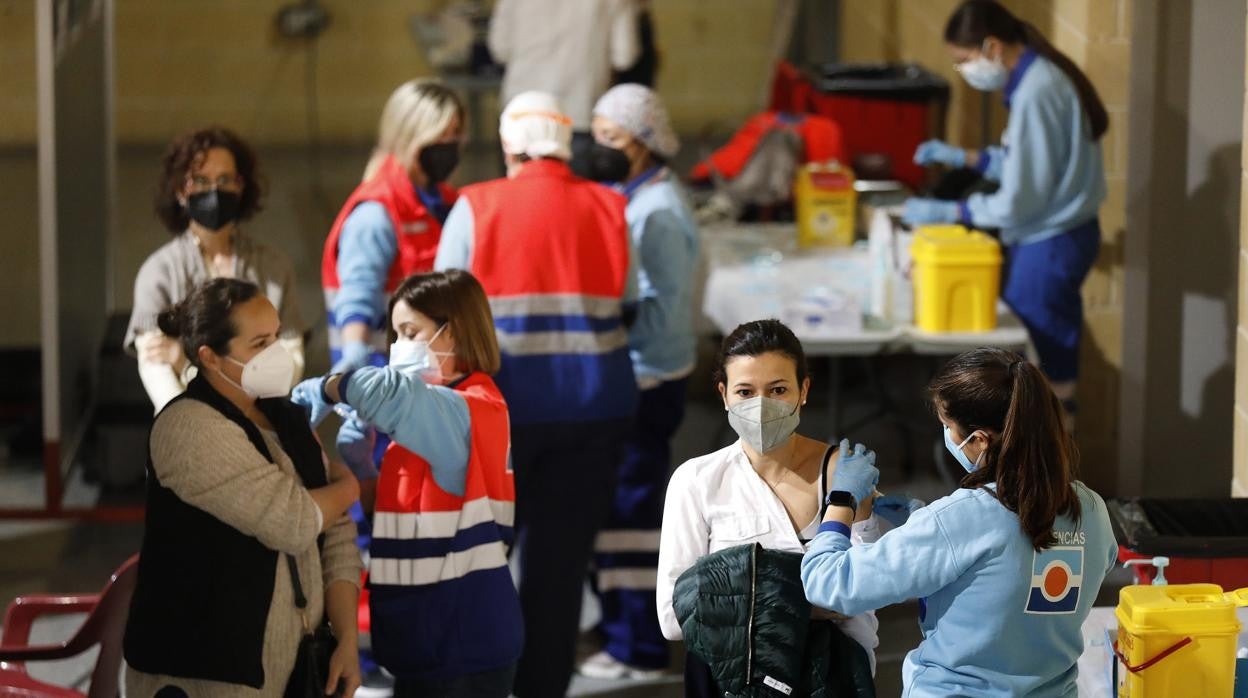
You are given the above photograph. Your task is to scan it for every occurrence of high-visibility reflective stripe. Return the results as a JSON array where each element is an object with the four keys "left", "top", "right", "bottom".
[
  {"left": 489, "top": 294, "right": 623, "bottom": 319},
  {"left": 373, "top": 497, "right": 515, "bottom": 540},
  {"left": 370, "top": 540, "right": 508, "bottom": 586},
  {"left": 595, "top": 529, "right": 662, "bottom": 553},
  {"left": 596, "top": 567, "right": 658, "bottom": 592},
  {"left": 495, "top": 328, "right": 629, "bottom": 356},
  {"left": 495, "top": 314, "right": 622, "bottom": 334}
]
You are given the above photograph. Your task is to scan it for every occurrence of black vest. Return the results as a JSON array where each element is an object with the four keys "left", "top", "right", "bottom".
[{"left": 123, "top": 376, "right": 327, "bottom": 689}]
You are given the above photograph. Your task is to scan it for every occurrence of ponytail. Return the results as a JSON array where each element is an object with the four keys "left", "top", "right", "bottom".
[
  {"left": 945, "top": 0, "right": 1109, "bottom": 141},
  {"left": 929, "top": 348, "right": 1080, "bottom": 551},
  {"left": 1018, "top": 22, "right": 1108, "bottom": 140},
  {"left": 992, "top": 360, "right": 1080, "bottom": 549}
]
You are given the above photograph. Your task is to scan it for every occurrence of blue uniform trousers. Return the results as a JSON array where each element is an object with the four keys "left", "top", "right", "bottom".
[
  {"left": 1001, "top": 219, "right": 1101, "bottom": 384},
  {"left": 593, "top": 378, "right": 688, "bottom": 669}
]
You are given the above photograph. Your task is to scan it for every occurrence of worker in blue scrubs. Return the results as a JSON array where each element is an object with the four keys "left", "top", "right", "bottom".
[
  {"left": 802, "top": 348, "right": 1117, "bottom": 697},
  {"left": 903, "top": 0, "right": 1107, "bottom": 424},
  {"left": 580, "top": 83, "right": 700, "bottom": 680}
]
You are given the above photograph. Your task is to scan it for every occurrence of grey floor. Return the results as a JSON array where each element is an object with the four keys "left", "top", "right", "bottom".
[{"left": 0, "top": 146, "right": 1127, "bottom": 697}]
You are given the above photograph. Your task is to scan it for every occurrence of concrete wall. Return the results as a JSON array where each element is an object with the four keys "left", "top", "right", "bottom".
[
  {"left": 0, "top": 0, "right": 787, "bottom": 349},
  {"left": 837, "top": 0, "right": 1132, "bottom": 494},
  {"left": 0, "top": 0, "right": 783, "bottom": 147},
  {"left": 1234, "top": 0, "right": 1248, "bottom": 495},
  {"left": 1121, "top": 0, "right": 1244, "bottom": 497}
]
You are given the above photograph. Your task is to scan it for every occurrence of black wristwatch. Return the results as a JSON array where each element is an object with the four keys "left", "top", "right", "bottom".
[{"left": 824, "top": 490, "right": 857, "bottom": 511}]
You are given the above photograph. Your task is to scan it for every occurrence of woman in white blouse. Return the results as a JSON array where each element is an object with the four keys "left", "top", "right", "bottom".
[{"left": 656, "top": 319, "right": 881, "bottom": 694}]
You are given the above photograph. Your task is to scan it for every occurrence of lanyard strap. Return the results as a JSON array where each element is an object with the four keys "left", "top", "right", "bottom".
[{"left": 620, "top": 166, "right": 665, "bottom": 199}]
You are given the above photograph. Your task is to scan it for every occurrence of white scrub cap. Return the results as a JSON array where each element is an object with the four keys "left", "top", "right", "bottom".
[
  {"left": 593, "top": 83, "right": 679, "bottom": 159},
  {"left": 499, "top": 91, "right": 573, "bottom": 161}
]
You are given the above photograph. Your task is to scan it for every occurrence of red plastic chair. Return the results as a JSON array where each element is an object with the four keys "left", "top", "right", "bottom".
[{"left": 0, "top": 554, "right": 139, "bottom": 698}]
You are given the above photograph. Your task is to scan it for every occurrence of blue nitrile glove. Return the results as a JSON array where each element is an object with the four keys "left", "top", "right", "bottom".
[
  {"left": 902, "top": 198, "right": 960, "bottom": 225},
  {"left": 828, "top": 439, "right": 880, "bottom": 507},
  {"left": 913, "top": 139, "right": 967, "bottom": 167},
  {"left": 872, "top": 493, "right": 926, "bottom": 527},
  {"left": 290, "top": 377, "right": 333, "bottom": 428},
  {"left": 332, "top": 340, "right": 371, "bottom": 375},
  {"left": 336, "top": 413, "right": 378, "bottom": 479}
]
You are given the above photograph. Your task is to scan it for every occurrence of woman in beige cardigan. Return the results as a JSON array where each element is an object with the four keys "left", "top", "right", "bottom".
[{"left": 123, "top": 278, "right": 363, "bottom": 697}]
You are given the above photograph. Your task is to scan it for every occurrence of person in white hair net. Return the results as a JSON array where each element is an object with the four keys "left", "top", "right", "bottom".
[
  {"left": 498, "top": 90, "right": 575, "bottom": 172},
  {"left": 434, "top": 90, "right": 642, "bottom": 698},
  {"left": 579, "top": 83, "right": 700, "bottom": 681}
]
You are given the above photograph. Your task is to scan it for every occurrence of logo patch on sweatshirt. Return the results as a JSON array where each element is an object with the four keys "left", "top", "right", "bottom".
[{"left": 1024, "top": 545, "right": 1083, "bottom": 614}]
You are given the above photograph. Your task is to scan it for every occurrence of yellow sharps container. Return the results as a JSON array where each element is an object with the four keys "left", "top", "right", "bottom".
[
  {"left": 1115, "top": 584, "right": 1248, "bottom": 696},
  {"left": 794, "top": 161, "right": 857, "bottom": 248},
  {"left": 910, "top": 224, "right": 1001, "bottom": 333}
]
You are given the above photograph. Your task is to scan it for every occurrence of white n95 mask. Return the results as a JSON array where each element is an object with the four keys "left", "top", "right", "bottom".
[
  {"left": 220, "top": 342, "right": 295, "bottom": 399},
  {"left": 390, "top": 325, "right": 454, "bottom": 384},
  {"left": 727, "top": 396, "right": 801, "bottom": 454}
]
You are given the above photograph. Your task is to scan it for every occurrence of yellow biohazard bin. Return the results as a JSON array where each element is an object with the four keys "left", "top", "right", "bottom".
[
  {"left": 910, "top": 225, "right": 1001, "bottom": 333},
  {"left": 1114, "top": 584, "right": 1248, "bottom": 697},
  {"left": 794, "top": 161, "right": 857, "bottom": 248}
]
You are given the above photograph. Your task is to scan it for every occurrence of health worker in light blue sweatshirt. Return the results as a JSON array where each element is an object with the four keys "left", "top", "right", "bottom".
[
  {"left": 802, "top": 348, "right": 1117, "bottom": 698},
  {"left": 577, "top": 83, "right": 700, "bottom": 680},
  {"left": 903, "top": 0, "right": 1108, "bottom": 422}
]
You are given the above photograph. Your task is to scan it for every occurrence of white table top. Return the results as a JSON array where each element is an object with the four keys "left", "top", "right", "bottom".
[{"left": 699, "top": 223, "right": 1031, "bottom": 357}]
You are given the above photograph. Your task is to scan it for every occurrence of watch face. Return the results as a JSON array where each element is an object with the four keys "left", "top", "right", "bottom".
[{"left": 825, "top": 491, "right": 856, "bottom": 509}]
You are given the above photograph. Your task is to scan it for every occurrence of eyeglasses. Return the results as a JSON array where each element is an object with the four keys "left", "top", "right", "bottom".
[{"left": 186, "top": 174, "right": 243, "bottom": 193}]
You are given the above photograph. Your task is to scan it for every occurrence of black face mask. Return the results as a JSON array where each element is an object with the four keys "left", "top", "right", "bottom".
[
  {"left": 419, "top": 143, "right": 461, "bottom": 184},
  {"left": 186, "top": 189, "right": 242, "bottom": 232},
  {"left": 587, "top": 143, "right": 632, "bottom": 183}
]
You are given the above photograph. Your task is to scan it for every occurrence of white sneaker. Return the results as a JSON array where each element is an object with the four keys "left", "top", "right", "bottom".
[{"left": 577, "top": 650, "right": 668, "bottom": 680}]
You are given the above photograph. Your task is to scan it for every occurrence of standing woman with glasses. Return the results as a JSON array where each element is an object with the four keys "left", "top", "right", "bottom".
[{"left": 125, "top": 126, "right": 307, "bottom": 413}]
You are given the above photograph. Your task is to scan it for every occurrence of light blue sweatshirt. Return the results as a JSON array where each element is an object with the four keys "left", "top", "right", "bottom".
[
  {"left": 961, "top": 50, "right": 1107, "bottom": 247},
  {"left": 333, "top": 202, "right": 397, "bottom": 330},
  {"left": 333, "top": 187, "right": 450, "bottom": 330},
  {"left": 341, "top": 366, "right": 472, "bottom": 496},
  {"left": 802, "top": 483, "right": 1116, "bottom": 698},
  {"left": 621, "top": 169, "right": 699, "bottom": 386}
]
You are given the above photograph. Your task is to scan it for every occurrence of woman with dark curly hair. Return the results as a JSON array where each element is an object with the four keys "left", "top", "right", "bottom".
[{"left": 124, "top": 126, "right": 307, "bottom": 412}]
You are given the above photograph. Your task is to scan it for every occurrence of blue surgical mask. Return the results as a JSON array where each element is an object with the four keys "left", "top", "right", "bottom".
[{"left": 943, "top": 425, "right": 983, "bottom": 473}]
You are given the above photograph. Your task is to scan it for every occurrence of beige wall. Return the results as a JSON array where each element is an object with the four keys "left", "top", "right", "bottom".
[
  {"left": 838, "top": 0, "right": 1131, "bottom": 493},
  {"left": 0, "top": 0, "right": 37, "bottom": 143},
  {"left": 0, "top": 0, "right": 781, "bottom": 147},
  {"left": 1235, "top": 0, "right": 1248, "bottom": 496}
]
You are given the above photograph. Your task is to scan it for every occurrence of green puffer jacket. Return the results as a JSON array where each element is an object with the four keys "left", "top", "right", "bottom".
[{"left": 674, "top": 543, "right": 875, "bottom": 698}]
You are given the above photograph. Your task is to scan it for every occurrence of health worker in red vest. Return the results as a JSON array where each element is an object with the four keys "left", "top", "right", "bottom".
[
  {"left": 435, "top": 91, "right": 639, "bottom": 698},
  {"left": 322, "top": 80, "right": 465, "bottom": 376},
  {"left": 293, "top": 269, "right": 521, "bottom": 697},
  {"left": 317, "top": 78, "right": 465, "bottom": 694}
]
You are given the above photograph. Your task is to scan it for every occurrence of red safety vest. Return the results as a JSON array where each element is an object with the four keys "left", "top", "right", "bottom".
[
  {"left": 461, "top": 159, "right": 638, "bottom": 424},
  {"left": 367, "top": 371, "right": 522, "bottom": 678},
  {"left": 321, "top": 154, "right": 456, "bottom": 300},
  {"left": 464, "top": 159, "right": 630, "bottom": 299}
]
